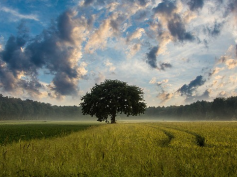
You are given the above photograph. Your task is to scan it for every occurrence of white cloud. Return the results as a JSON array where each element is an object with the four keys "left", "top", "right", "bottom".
[
  {"left": 84, "top": 19, "right": 112, "bottom": 53},
  {"left": 126, "top": 43, "right": 142, "bottom": 58},
  {"left": 0, "top": 7, "right": 39, "bottom": 21},
  {"left": 157, "top": 79, "right": 169, "bottom": 85},
  {"left": 105, "top": 59, "right": 116, "bottom": 72},
  {"left": 226, "top": 59, "right": 237, "bottom": 69},
  {"left": 126, "top": 28, "right": 145, "bottom": 42},
  {"left": 149, "top": 77, "right": 157, "bottom": 84}
]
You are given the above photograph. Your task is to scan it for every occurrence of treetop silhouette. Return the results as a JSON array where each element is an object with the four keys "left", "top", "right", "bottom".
[{"left": 80, "top": 80, "right": 147, "bottom": 123}]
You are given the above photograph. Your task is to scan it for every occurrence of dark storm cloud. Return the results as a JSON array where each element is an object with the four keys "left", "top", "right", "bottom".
[
  {"left": 52, "top": 72, "right": 78, "bottom": 96},
  {"left": 168, "top": 14, "right": 195, "bottom": 42},
  {"left": 186, "top": 0, "right": 204, "bottom": 11},
  {"left": 228, "top": 0, "right": 237, "bottom": 12},
  {"left": 0, "top": 22, "right": 36, "bottom": 76},
  {"left": 0, "top": 63, "right": 18, "bottom": 91},
  {"left": 205, "top": 21, "right": 224, "bottom": 37},
  {"left": 110, "top": 15, "right": 127, "bottom": 34},
  {"left": 84, "top": 0, "right": 95, "bottom": 6},
  {"left": 0, "top": 10, "right": 84, "bottom": 97},
  {"left": 153, "top": 0, "right": 195, "bottom": 42},
  {"left": 127, "top": 0, "right": 147, "bottom": 6},
  {"left": 185, "top": 89, "right": 211, "bottom": 103},
  {"left": 146, "top": 46, "right": 159, "bottom": 68},
  {"left": 153, "top": 0, "right": 177, "bottom": 15},
  {"left": 160, "top": 62, "right": 172, "bottom": 71},
  {"left": 201, "top": 89, "right": 211, "bottom": 98},
  {"left": 224, "top": 0, "right": 237, "bottom": 17},
  {"left": 146, "top": 46, "right": 172, "bottom": 70},
  {"left": 138, "top": 0, "right": 147, "bottom": 6},
  {"left": 178, "top": 75, "right": 206, "bottom": 96},
  {"left": 134, "top": 10, "right": 149, "bottom": 21},
  {"left": 57, "top": 11, "right": 75, "bottom": 44},
  {"left": 87, "top": 15, "right": 95, "bottom": 29},
  {"left": 19, "top": 79, "right": 44, "bottom": 96}
]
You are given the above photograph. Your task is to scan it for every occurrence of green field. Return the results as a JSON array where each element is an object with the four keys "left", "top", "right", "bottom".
[
  {"left": 0, "top": 121, "right": 98, "bottom": 145},
  {"left": 0, "top": 121, "right": 237, "bottom": 176}
]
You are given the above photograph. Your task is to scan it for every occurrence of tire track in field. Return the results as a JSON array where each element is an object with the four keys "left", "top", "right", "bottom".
[
  {"left": 161, "top": 126, "right": 205, "bottom": 147},
  {"left": 145, "top": 125, "right": 174, "bottom": 147}
]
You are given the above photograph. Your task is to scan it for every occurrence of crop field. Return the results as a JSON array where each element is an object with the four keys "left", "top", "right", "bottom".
[{"left": 0, "top": 121, "right": 237, "bottom": 177}]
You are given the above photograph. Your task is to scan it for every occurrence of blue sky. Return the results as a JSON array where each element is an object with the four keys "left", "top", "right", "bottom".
[{"left": 0, "top": 0, "right": 237, "bottom": 107}]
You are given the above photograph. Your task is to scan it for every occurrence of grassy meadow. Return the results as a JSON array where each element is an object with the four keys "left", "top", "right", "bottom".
[{"left": 0, "top": 121, "right": 237, "bottom": 176}]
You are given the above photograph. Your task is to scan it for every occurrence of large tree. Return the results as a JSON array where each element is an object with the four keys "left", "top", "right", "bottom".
[{"left": 80, "top": 80, "right": 147, "bottom": 123}]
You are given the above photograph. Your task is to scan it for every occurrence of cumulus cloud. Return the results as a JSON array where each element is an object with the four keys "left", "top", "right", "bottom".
[
  {"left": 146, "top": 46, "right": 159, "bottom": 69},
  {"left": 184, "top": 0, "right": 204, "bottom": 11},
  {"left": 150, "top": 78, "right": 173, "bottom": 103},
  {"left": 217, "top": 48, "right": 237, "bottom": 69},
  {"left": 83, "top": 0, "right": 95, "bottom": 6},
  {"left": 209, "top": 67, "right": 224, "bottom": 77},
  {"left": 127, "top": 43, "right": 142, "bottom": 58},
  {"left": 146, "top": 46, "right": 172, "bottom": 70},
  {"left": 185, "top": 89, "right": 211, "bottom": 103},
  {"left": 149, "top": 78, "right": 169, "bottom": 86},
  {"left": 85, "top": 19, "right": 112, "bottom": 53},
  {"left": 159, "top": 62, "right": 172, "bottom": 71},
  {"left": 157, "top": 79, "right": 169, "bottom": 86},
  {"left": 167, "top": 14, "right": 195, "bottom": 42},
  {"left": 126, "top": 28, "right": 145, "bottom": 43},
  {"left": 1, "top": 0, "right": 237, "bottom": 106},
  {"left": 0, "top": 10, "right": 88, "bottom": 98},
  {"left": 153, "top": 1, "right": 177, "bottom": 16},
  {"left": 149, "top": 77, "right": 157, "bottom": 84},
  {"left": 204, "top": 21, "right": 224, "bottom": 37},
  {"left": 153, "top": 0, "right": 195, "bottom": 42},
  {"left": 133, "top": 10, "right": 149, "bottom": 21},
  {"left": 178, "top": 75, "right": 206, "bottom": 97},
  {"left": 158, "top": 91, "right": 174, "bottom": 104},
  {"left": 225, "top": 59, "right": 237, "bottom": 69},
  {"left": 105, "top": 59, "right": 116, "bottom": 72},
  {"left": 137, "top": 0, "right": 147, "bottom": 7}
]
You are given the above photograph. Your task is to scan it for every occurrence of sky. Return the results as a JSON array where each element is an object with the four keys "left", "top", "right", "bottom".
[{"left": 0, "top": 0, "right": 237, "bottom": 107}]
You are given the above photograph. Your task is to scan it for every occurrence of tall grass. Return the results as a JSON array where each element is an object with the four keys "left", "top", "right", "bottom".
[{"left": 1, "top": 122, "right": 237, "bottom": 176}]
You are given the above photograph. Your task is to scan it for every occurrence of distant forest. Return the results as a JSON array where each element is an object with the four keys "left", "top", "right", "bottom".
[
  {"left": 0, "top": 94, "right": 237, "bottom": 121},
  {"left": 144, "top": 97, "right": 237, "bottom": 121},
  {"left": 0, "top": 94, "right": 87, "bottom": 121}
]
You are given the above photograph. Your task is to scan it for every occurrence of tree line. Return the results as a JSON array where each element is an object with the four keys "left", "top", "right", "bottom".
[
  {"left": 0, "top": 93, "right": 236, "bottom": 121},
  {"left": 0, "top": 94, "right": 89, "bottom": 121},
  {"left": 144, "top": 97, "right": 237, "bottom": 121}
]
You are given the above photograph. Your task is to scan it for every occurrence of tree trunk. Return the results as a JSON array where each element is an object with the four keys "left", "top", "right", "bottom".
[{"left": 111, "top": 114, "right": 116, "bottom": 124}]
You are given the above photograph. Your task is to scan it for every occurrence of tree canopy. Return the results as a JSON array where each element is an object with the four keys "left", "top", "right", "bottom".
[{"left": 80, "top": 80, "right": 147, "bottom": 123}]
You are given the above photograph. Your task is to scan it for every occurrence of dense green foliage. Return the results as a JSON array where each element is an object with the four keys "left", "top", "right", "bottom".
[
  {"left": 0, "top": 122, "right": 96, "bottom": 145},
  {"left": 145, "top": 97, "right": 237, "bottom": 120},
  {"left": 80, "top": 80, "right": 146, "bottom": 123},
  {"left": 1, "top": 122, "right": 237, "bottom": 176}
]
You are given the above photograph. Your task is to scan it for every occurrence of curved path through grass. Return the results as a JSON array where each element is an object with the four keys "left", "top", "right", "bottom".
[{"left": 0, "top": 122, "right": 237, "bottom": 176}]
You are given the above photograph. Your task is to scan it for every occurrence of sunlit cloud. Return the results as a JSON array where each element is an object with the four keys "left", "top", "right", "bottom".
[
  {"left": 105, "top": 59, "right": 116, "bottom": 72},
  {"left": 0, "top": 0, "right": 237, "bottom": 106}
]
